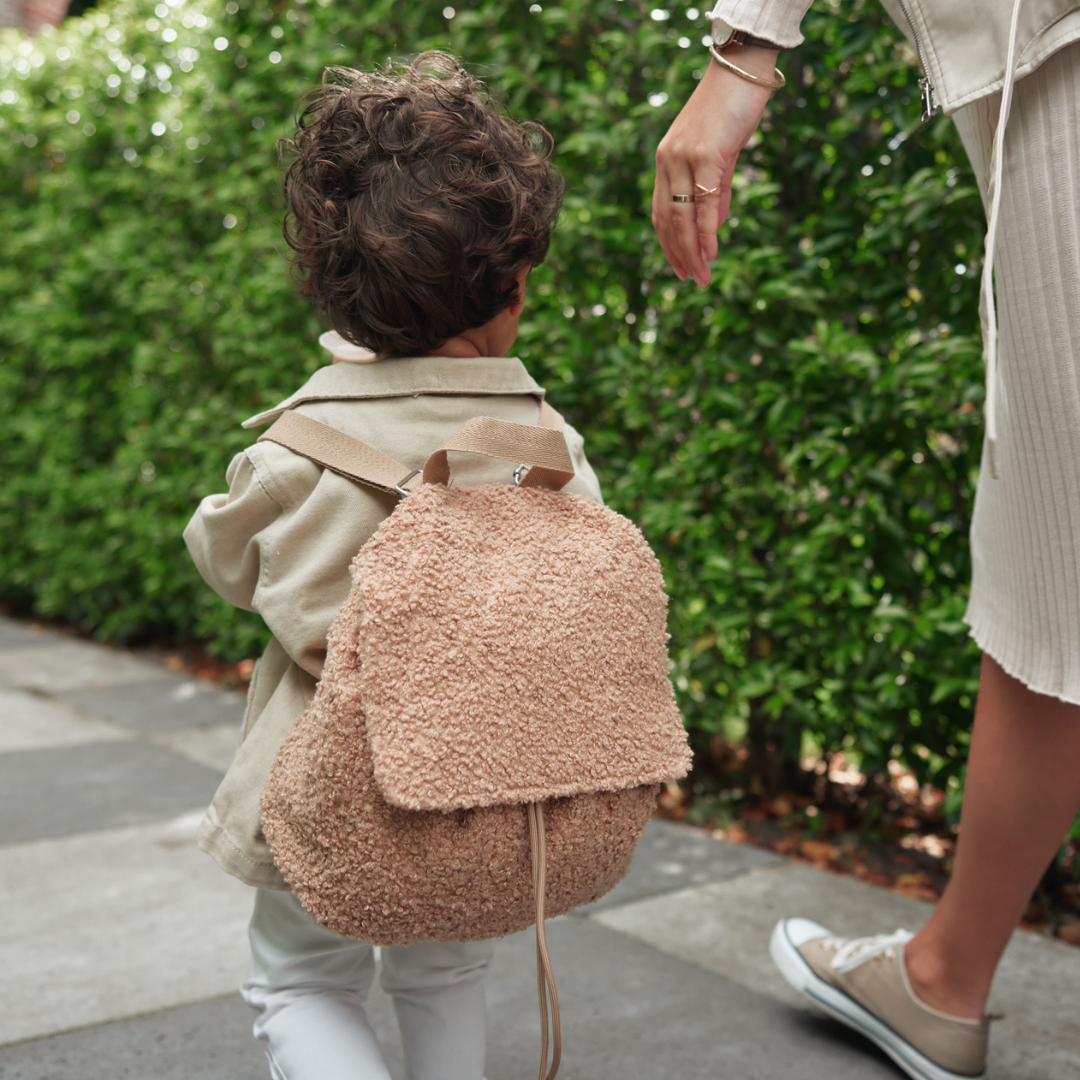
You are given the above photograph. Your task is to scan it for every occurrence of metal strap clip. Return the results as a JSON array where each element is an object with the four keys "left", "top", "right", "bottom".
[{"left": 394, "top": 469, "right": 421, "bottom": 497}]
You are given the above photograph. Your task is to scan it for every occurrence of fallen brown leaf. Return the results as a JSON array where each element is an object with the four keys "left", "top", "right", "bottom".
[
  {"left": 800, "top": 840, "right": 837, "bottom": 864},
  {"left": 895, "top": 872, "right": 933, "bottom": 889},
  {"left": 1056, "top": 920, "right": 1080, "bottom": 945}
]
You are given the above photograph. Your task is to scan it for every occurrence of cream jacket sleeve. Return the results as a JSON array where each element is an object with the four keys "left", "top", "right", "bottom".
[
  {"left": 709, "top": 0, "right": 813, "bottom": 49},
  {"left": 184, "top": 439, "right": 395, "bottom": 679},
  {"left": 183, "top": 451, "right": 279, "bottom": 615}
]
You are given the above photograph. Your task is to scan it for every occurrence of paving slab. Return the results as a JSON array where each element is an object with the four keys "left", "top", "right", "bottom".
[
  {"left": 483, "top": 917, "right": 900, "bottom": 1080},
  {"left": 61, "top": 677, "right": 247, "bottom": 733},
  {"left": 147, "top": 722, "right": 243, "bottom": 773},
  {"left": 593, "top": 862, "right": 928, "bottom": 1006},
  {"left": 0, "top": 617, "right": 49, "bottom": 652},
  {"left": 0, "top": 741, "right": 223, "bottom": 845},
  {"left": 0, "top": 640, "right": 173, "bottom": 695},
  {"left": 593, "top": 861, "right": 1080, "bottom": 1080},
  {"left": 577, "top": 816, "right": 786, "bottom": 913},
  {"left": 0, "top": 811, "right": 252, "bottom": 1046},
  {"left": 0, "top": 918, "right": 900, "bottom": 1080},
  {"left": 0, "top": 996, "right": 267, "bottom": 1080},
  {"left": 0, "top": 688, "right": 130, "bottom": 753}
]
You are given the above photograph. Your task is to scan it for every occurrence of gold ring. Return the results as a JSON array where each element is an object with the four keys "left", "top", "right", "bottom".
[
  {"left": 671, "top": 194, "right": 693, "bottom": 203},
  {"left": 695, "top": 183, "right": 720, "bottom": 197}
]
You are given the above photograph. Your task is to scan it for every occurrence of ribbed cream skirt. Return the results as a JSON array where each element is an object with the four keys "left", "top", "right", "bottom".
[{"left": 954, "top": 43, "right": 1080, "bottom": 705}]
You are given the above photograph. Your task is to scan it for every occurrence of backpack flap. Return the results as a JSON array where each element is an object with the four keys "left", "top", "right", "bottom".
[{"left": 353, "top": 482, "right": 692, "bottom": 813}]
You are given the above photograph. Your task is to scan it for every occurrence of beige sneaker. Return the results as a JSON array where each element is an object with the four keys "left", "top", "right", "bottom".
[{"left": 770, "top": 918, "right": 989, "bottom": 1080}]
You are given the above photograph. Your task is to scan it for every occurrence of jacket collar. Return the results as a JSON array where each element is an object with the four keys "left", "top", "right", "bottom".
[{"left": 242, "top": 356, "right": 544, "bottom": 429}]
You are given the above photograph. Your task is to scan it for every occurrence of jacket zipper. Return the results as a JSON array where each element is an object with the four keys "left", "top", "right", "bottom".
[{"left": 894, "top": 0, "right": 940, "bottom": 121}]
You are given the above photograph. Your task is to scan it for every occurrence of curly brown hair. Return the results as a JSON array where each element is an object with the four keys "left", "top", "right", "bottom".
[{"left": 281, "top": 52, "right": 563, "bottom": 358}]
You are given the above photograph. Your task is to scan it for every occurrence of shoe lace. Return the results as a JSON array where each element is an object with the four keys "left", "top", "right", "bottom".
[{"left": 826, "top": 928, "right": 914, "bottom": 974}]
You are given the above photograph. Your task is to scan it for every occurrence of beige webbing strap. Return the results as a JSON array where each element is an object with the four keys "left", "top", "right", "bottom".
[
  {"left": 528, "top": 802, "right": 561, "bottom": 1080},
  {"left": 423, "top": 416, "right": 574, "bottom": 491},
  {"left": 257, "top": 403, "right": 571, "bottom": 495},
  {"left": 257, "top": 411, "right": 421, "bottom": 496}
]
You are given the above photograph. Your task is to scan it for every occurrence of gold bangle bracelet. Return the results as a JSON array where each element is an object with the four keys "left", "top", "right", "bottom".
[{"left": 708, "top": 44, "right": 785, "bottom": 90}]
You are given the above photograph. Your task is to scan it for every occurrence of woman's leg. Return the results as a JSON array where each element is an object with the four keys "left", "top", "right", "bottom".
[
  {"left": 380, "top": 938, "right": 495, "bottom": 1080},
  {"left": 904, "top": 654, "right": 1080, "bottom": 1018},
  {"left": 771, "top": 44, "right": 1080, "bottom": 1079},
  {"left": 241, "top": 888, "right": 392, "bottom": 1080}
]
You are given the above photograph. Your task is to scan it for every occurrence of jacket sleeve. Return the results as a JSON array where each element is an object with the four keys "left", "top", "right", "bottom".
[
  {"left": 709, "top": 0, "right": 814, "bottom": 49},
  {"left": 183, "top": 451, "right": 282, "bottom": 614},
  {"left": 183, "top": 442, "right": 392, "bottom": 679}
]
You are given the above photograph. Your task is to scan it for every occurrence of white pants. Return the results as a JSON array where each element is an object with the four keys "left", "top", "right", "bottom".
[{"left": 241, "top": 889, "right": 495, "bottom": 1080}]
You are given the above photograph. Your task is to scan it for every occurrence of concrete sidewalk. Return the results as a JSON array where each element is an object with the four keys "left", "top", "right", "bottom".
[{"left": 0, "top": 614, "right": 1077, "bottom": 1080}]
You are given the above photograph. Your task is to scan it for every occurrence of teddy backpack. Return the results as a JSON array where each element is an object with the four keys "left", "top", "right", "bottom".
[{"left": 258, "top": 402, "right": 691, "bottom": 1080}]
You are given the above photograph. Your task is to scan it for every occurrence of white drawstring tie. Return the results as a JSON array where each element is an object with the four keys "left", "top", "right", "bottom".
[
  {"left": 826, "top": 928, "right": 914, "bottom": 973},
  {"left": 980, "top": 0, "right": 1025, "bottom": 479}
]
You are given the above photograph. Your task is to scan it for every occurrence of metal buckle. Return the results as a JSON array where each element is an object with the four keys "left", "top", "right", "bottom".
[
  {"left": 394, "top": 469, "right": 421, "bottom": 497},
  {"left": 513, "top": 464, "right": 530, "bottom": 486}
]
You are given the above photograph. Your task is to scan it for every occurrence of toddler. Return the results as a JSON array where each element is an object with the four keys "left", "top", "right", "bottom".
[{"left": 183, "top": 51, "right": 603, "bottom": 1080}]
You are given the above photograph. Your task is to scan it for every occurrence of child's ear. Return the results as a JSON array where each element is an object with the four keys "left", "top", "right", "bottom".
[{"left": 506, "top": 264, "right": 531, "bottom": 316}]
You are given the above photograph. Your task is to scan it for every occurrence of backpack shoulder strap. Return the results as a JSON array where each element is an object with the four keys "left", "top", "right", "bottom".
[{"left": 257, "top": 410, "right": 420, "bottom": 496}]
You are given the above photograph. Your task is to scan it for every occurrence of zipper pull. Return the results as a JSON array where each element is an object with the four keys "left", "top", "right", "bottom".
[{"left": 919, "top": 77, "right": 940, "bottom": 123}]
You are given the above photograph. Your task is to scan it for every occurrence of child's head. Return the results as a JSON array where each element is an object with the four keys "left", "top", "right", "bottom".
[{"left": 282, "top": 52, "right": 563, "bottom": 358}]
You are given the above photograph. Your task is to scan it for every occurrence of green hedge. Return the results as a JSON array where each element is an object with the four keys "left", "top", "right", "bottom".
[{"left": 0, "top": 0, "right": 987, "bottom": 792}]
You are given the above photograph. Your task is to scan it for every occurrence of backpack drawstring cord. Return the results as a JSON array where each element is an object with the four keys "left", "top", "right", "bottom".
[
  {"left": 528, "top": 801, "right": 561, "bottom": 1080},
  {"left": 980, "top": 0, "right": 1024, "bottom": 479}
]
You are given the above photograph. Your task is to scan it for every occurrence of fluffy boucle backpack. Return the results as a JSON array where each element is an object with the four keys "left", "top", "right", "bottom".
[{"left": 258, "top": 404, "right": 691, "bottom": 1079}]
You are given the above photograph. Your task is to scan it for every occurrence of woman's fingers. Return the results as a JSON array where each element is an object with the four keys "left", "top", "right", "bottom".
[
  {"left": 695, "top": 182, "right": 732, "bottom": 269},
  {"left": 653, "top": 161, "right": 703, "bottom": 282},
  {"left": 651, "top": 164, "right": 692, "bottom": 279},
  {"left": 652, "top": 47, "right": 777, "bottom": 286},
  {"left": 655, "top": 145, "right": 727, "bottom": 288}
]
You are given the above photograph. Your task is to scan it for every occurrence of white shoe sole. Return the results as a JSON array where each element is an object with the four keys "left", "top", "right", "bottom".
[{"left": 769, "top": 920, "right": 985, "bottom": 1080}]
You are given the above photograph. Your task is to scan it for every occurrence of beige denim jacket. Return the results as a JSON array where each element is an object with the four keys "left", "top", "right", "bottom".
[
  {"left": 711, "top": 0, "right": 1080, "bottom": 114},
  {"left": 184, "top": 354, "right": 603, "bottom": 889}
]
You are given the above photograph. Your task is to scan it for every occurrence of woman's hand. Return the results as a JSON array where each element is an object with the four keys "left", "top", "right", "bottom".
[{"left": 653, "top": 45, "right": 778, "bottom": 287}]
